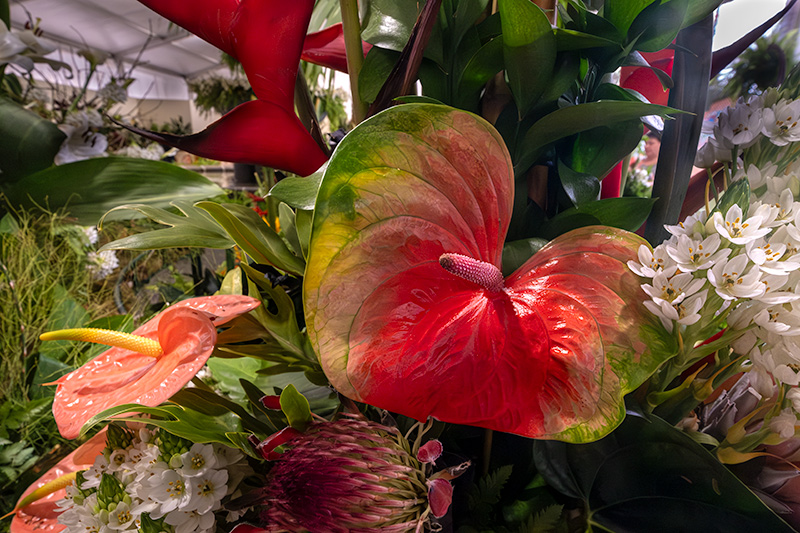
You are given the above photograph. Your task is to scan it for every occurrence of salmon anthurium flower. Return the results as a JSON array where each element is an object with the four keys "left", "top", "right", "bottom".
[
  {"left": 9, "top": 430, "right": 107, "bottom": 533},
  {"left": 132, "top": 0, "right": 328, "bottom": 176},
  {"left": 304, "top": 104, "right": 674, "bottom": 443},
  {"left": 46, "top": 295, "right": 260, "bottom": 439}
]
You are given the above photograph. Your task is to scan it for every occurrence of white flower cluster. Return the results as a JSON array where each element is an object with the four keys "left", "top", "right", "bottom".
[
  {"left": 633, "top": 91, "right": 800, "bottom": 397},
  {"left": 57, "top": 427, "right": 246, "bottom": 533},
  {"left": 695, "top": 92, "right": 800, "bottom": 167},
  {"left": 86, "top": 249, "right": 119, "bottom": 280}
]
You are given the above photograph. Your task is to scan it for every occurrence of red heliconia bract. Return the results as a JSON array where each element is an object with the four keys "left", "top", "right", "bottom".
[
  {"left": 133, "top": 0, "right": 328, "bottom": 175},
  {"left": 304, "top": 104, "right": 672, "bottom": 443},
  {"left": 253, "top": 416, "right": 448, "bottom": 532}
]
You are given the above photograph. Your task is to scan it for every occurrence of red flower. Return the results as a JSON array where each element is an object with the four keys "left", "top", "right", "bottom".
[
  {"left": 251, "top": 415, "right": 458, "bottom": 531},
  {"left": 302, "top": 23, "right": 372, "bottom": 74},
  {"left": 134, "top": 0, "right": 328, "bottom": 175},
  {"left": 46, "top": 295, "right": 259, "bottom": 439}
]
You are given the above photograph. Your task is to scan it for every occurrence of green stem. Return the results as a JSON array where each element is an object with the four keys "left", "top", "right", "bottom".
[
  {"left": 64, "top": 64, "right": 96, "bottom": 119},
  {"left": 339, "top": 0, "right": 368, "bottom": 125}
]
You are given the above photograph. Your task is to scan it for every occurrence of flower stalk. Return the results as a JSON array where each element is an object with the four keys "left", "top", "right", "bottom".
[{"left": 339, "top": 0, "right": 367, "bottom": 124}]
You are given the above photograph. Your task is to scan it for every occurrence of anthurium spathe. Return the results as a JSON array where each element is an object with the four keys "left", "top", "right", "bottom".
[
  {"left": 46, "top": 295, "right": 259, "bottom": 439},
  {"left": 9, "top": 430, "right": 107, "bottom": 533},
  {"left": 132, "top": 0, "right": 327, "bottom": 176},
  {"left": 304, "top": 104, "right": 675, "bottom": 442}
]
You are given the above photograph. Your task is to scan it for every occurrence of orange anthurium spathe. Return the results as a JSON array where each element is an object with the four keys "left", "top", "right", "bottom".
[
  {"left": 9, "top": 430, "right": 107, "bottom": 533},
  {"left": 46, "top": 295, "right": 259, "bottom": 439}
]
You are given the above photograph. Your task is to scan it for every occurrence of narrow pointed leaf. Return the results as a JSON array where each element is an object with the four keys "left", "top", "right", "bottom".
[
  {"left": 5, "top": 158, "right": 223, "bottom": 226},
  {"left": 515, "top": 100, "right": 679, "bottom": 173}
]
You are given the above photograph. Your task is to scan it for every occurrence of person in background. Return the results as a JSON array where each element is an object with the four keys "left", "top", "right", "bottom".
[{"left": 624, "top": 131, "right": 661, "bottom": 197}]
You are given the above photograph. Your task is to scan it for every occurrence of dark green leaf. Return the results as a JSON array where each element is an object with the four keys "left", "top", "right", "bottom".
[
  {"left": 5, "top": 158, "right": 224, "bottom": 226},
  {"left": 295, "top": 208, "right": 312, "bottom": 259},
  {"left": 570, "top": 119, "right": 644, "bottom": 181},
  {"left": 712, "top": 178, "right": 750, "bottom": 218},
  {"left": 455, "top": 36, "right": 504, "bottom": 111},
  {"left": 498, "top": 0, "right": 556, "bottom": 118},
  {"left": 515, "top": 100, "right": 678, "bottom": 173},
  {"left": 557, "top": 159, "right": 600, "bottom": 206},
  {"left": 543, "top": 197, "right": 656, "bottom": 238},
  {"left": 628, "top": 0, "right": 690, "bottom": 53},
  {"left": 0, "top": 97, "right": 65, "bottom": 181},
  {"left": 361, "top": 0, "right": 443, "bottom": 65},
  {"left": 393, "top": 95, "right": 446, "bottom": 105},
  {"left": 554, "top": 28, "right": 621, "bottom": 51},
  {"left": 280, "top": 384, "right": 312, "bottom": 432},
  {"left": 0, "top": 0, "right": 9, "bottom": 28},
  {"left": 534, "top": 411, "right": 795, "bottom": 533},
  {"left": 170, "top": 388, "right": 274, "bottom": 435},
  {"left": 603, "top": 0, "right": 656, "bottom": 35},
  {"left": 501, "top": 237, "right": 548, "bottom": 276},
  {"left": 359, "top": 46, "right": 401, "bottom": 104},
  {"left": 683, "top": 0, "right": 724, "bottom": 29},
  {"left": 268, "top": 169, "right": 323, "bottom": 211}
]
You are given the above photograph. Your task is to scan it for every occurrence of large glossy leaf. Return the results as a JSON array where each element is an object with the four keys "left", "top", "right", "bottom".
[
  {"left": 4, "top": 158, "right": 224, "bottom": 226},
  {"left": 498, "top": 0, "right": 556, "bottom": 118},
  {"left": 0, "top": 97, "right": 65, "bottom": 181},
  {"left": 534, "top": 409, "right": 794, "bottom": 532},
  {"left": 304, "top": 104, "right": 676, "bottom": 442}
]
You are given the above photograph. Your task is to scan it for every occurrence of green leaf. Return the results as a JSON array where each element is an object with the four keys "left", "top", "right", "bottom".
[
  {"left": 557, "top": 159, "right": 600, "bottom": 207},
  {"left": 296, "top": 208, "right": 313, "bottom": 259},
  {"left": 360, "top": 0, "right": 444, "bottom": 65},
  {"left": 570, "top": 118, "right": 644, "bottom": 181},
  {"left": 682, "top": 0, "right": 723, "bottom": 29},
  {"left": 279, "top": 384, "right": 312, "bottom": 432},
  {"left": 80, "top": 403, "right": 243, "bottom": 448},
  {"left": 100, "top": 201, "right": 233, "bottom": 251},
  {"left": 5, "top": 158, "right": 224, "bottom": 225},
  {"left": 0, "top": 0, "right": 9, "bottom": 28},
  {"left": 359, "top": 46, "right": 401, "bottom": 104},
  {"left": 713, "top": 178, "right": 750, "bottom": 218},
  {"left": 543, "top": 197, "right": 656, "bottom": 238},
  {"left": 455, "top": 35, "right": 504, "bottom": 111},
  {"left": 534, "top": 410, "right": 795, "bottom": 533},
  {"left": 498, "top": 0, "right": 556, "bottom": 118},
  {"left": 501, "top": 237, "right": 548, "bottom": 277},
  {"left": 197, "top": 201, "right": 305, "bottom": 275},
  {"left": 0, "top": 96, "right": 65, "bottom": 181},
  {"left": 268, "top": 168, "right": 323, "bottom": 211},
  {"left": 554, "top": 28, "right": 621, "bottom": 51},
  {"left": 169, "top": 388, "right": 274, "bottom": 436},
  {"left": 628, "top": 0, "right": 690, "bottom": 53},
  {"left": 515, "top": 100, "right": 679, "bottom": 173},
  {"left": 603, "top": 0, "right": 656, "bottom": 35}
]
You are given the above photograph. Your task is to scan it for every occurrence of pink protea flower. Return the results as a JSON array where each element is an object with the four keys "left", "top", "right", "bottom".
[{"left": 252, "top": 415, "right": 460, "bottom": 532}]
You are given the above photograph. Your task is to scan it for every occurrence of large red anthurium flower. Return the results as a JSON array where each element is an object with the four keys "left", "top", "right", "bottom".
[
  {"left": 132, "top": 0, "right": 328, "bottom": 176},
  {"left": 47, "top": 295, "right": 260, "bottom": 439},
  {"left": 304, "top": 104, "right": 675, "bottom": 442}
]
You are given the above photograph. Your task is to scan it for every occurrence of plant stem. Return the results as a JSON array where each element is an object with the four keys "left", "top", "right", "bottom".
[
  {"left": 482, "top": 428, "right": 493, "bottom": 477},
  {"left": 294, "top": 73, "right": 331, "bottom": 156},
  {"left": 64, "top": 64, "right": 96, "bottom": 120},
  {"left": 339, "top": 0, "right": 368, "bottom": 125}
]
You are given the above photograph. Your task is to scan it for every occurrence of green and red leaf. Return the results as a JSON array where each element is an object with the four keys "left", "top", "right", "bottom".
[{"left": 304, "top": 104, "right": 676, "bottom": 442}]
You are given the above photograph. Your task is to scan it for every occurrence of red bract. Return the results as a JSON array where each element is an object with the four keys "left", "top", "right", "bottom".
[
  {"left": 134, "top": 0, "right": 327, "bottom": 175},
  {"left": 50, "top": 295, "right": 259, "bottom": 439},
  {"left": 10, "top": 431, "right": 108, "bottom": 533},
  {"left": 302, "top": 23, "right": 372, "bottom": 74},
  {"left": 305, "top": 104, "right": 672, "bottom": 442}
]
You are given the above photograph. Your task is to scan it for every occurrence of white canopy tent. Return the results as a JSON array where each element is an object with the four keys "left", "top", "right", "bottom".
[{"left": 9, "top": 0, "right": 233, "bottom": 101}]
